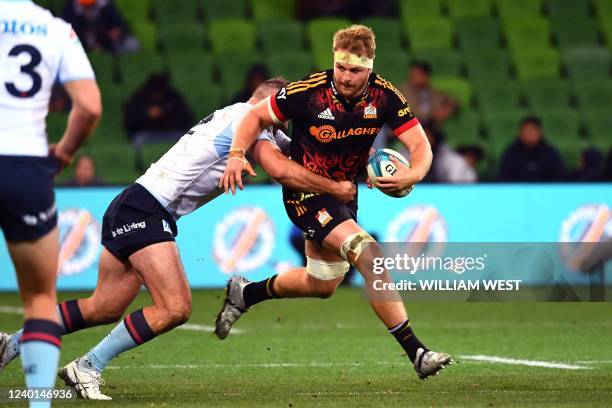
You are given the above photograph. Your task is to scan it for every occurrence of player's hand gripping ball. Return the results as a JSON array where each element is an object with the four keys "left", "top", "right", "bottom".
[{"left": 367, "top": 148, "right": 413, "bottom": 198}]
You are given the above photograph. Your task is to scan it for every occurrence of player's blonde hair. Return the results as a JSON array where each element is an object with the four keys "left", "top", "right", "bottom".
[{"left": 332, "top": 24, "right": 376, "bottom": 59}]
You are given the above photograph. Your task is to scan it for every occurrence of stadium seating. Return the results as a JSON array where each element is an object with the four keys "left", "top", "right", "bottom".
[
  {"left": 404, "top": 18, "right": 454, "bottom": 51},
  {"left": 446, "top": 0, "right": 491, "bottom": 19},
  {"left": 398, "top": 0, "right": 442, "bottom": 21},
  {"left": 201, "top": 0, "right": 247, "bottom": 20},
  {"left": 117, "top": 52, "right": 166, "bottom": 93},
  {"left": 40, "top": 0, "right": 609, "bottom": 185},
  {"left": 574, "top": 80, "right": 612, "bottom": 113},
  {"left": 443, "top": 109, "right": 482, "bottom": 146},
  {"left": 538, "top": 109, "right": 581, "bottom": 141},
  {"left": 360, "top": 17, "right": 403, "bottom": 50},
  {"left": 552, "top": 17, "right": 599, "bottom": 49},
  {"left": 521, "top": 79, "right": 571, "bottom": 111},
  {"left": 584, "top": 110, "right": 612, "bottom": 143},
  {"left": 209, "top": 19, "right": 256, "bottom": 53},
  {"left": 258, "top": 20, "right": 304, "bottom": 54},
  {"left": 504, "top": 17, "right": 551, "bottom": 55},
  {"left": 496, "top": 0, "right": 543, "bottom": 21},
  {"left": 563, "top": 47, "right": 612, "bottom": 83},
  {"left": 166, "top": 51, "right": 215, "bottom": 93},
  {"left": 513, "top": 48, "right": 560, "bottom": 80},
  {"left": 465, "top": 49, "right": 512, "bottom": 83},
  {"left": 129, "top": 20, "right": 157, "bottom": 52},
  {"left": 158, "top": 23, "right": 205, "bottom": 52},
  {"left": 88, "top": 52, "right": 116, "bottom": 86},
  {"left": 456, "top": 17, "right": 502, "bottom": 51},
  {"left": 267, "top": 52, "right": 314, "bottom": 81},
  {"left": 141, "top": 141, "right": 176, "bottom": 170},
  {"left": 307, "top": 18, "right": 351, "bottom": 70},
  {"left": 92, "top": 144, "right": 139, "bottom": 184},
  {"left": 215, "top": 51, "right": 263, "bottom": 99},
  {"left": 250, "top": 0, "right": 295, "bottom": 21},
  {"left": 415, "top": 49, "right": 463, "bottom": 77},
  {"left": 474, "top": 82, "right": 521, "bottom": 115},
  {"left": 373, "top": 50, "right": 411, "bottom": 85},
  {"left": 116, "top": 0, "right": 150, "bottom": 23},
  {"left": 432, "top": 77, "right": 472, "bottom": 107},
  {"left": 153, "top": 0, "right": 199, "bottom": 26}
]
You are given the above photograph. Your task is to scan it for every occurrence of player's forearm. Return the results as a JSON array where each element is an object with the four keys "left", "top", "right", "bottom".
[
  {"left": 57, "top": 107, "right": 101, "bottom": 156},
  {"left": 272, "top": 160, "right": 338, "bottom": 194},
  {"left": 408, "top": 141, "right": 433, "bottom": 182},
  {"left": 231, "top": 110, "right": 266, "bottom": 153}
]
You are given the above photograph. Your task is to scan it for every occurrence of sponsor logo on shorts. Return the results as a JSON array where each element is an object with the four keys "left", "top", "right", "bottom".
[
  {"left": 316, "top": 208, "right": 333, "bottom": 227},
  {"left": 111, "top": 221, "right": 146, "bottom": 238},
  {"left": 363, "top": 103, "right": 377, "bottom": 119},
  {"left": 22, "top": 203, "right": 56, "bottom": 226},
  {"left": 162, "top": 219, "right": 173, "bottom": 235}
]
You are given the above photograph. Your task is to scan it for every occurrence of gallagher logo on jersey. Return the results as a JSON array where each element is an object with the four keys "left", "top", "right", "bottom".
[{"left": 309, "top": 125, "right": 380, "bottom": 143}]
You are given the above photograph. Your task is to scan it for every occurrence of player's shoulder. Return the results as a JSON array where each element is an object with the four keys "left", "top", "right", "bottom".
[
  {"left": 370, "top": 72, "right": 408, "bottom": 105},
  {"left": 284, "top": 70, "right": 330, "bottom": 96}
]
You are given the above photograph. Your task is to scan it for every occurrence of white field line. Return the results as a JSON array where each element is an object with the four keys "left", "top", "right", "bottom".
[
  {"left": 0, "top": 306, "right": 24, "bottom": 314},
  {"left": 459, "top": 355, "right": 591, "bottom": 370},
  {"left": 177, "top": 323, "right": 243, "bottom": 334}
]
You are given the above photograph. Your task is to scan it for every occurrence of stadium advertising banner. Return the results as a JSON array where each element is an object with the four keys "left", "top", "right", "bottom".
[{"left": 0, "top": 184, "right": 610, "bottom": 291}]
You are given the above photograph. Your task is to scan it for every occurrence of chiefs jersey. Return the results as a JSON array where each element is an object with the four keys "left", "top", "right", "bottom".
[{"left": 267, "top": 69, "right": 419, "bottom": 182}]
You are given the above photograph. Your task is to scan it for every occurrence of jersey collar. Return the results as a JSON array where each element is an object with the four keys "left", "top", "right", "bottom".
[{"left": 330, "top": 73, "right": 371, "bottom": 111}]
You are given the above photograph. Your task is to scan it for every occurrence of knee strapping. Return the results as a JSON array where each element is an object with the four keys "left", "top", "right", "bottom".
[
  {"left": 340, "top": 231, "right": 376, "bottom": 264},
  {"left": 306, "top": 257, "right": 350, "bottom": 281}
]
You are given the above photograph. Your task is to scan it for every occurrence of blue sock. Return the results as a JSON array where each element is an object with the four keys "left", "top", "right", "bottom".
[
  {"left": 85, "top": 309, "right": 156, "bottom": 373},
  {"left": 20, "top": 319, "right": 61, "bottom": 408}
]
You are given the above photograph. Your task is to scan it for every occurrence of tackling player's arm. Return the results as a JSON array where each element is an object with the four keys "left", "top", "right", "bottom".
[
  {"left": 221, "top": 98, "right": 277, "bottom": 194},
  {"left": 51, "top": 79, "right": 102, "bottom": 170},
  {"left": 252, "top": 141, "right": 356, "bottom": 203}
]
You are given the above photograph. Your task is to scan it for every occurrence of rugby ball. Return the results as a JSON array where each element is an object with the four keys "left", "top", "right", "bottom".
[{"left": 367, "top": 148, "right": 413, "bottom": 198}]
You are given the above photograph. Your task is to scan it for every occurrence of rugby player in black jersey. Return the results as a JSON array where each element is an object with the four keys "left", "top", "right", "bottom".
[{"left": 218, "top": 25, "right": 452, "bottom": 379}]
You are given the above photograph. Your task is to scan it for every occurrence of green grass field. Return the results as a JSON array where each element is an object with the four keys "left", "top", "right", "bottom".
[{"left": 1, "top": 289, "right": 611, "bottom": 407}]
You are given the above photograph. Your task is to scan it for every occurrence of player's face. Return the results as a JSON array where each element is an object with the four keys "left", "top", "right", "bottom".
[{"left": 333, "top": 59, "right": 371, "bottom": 101}]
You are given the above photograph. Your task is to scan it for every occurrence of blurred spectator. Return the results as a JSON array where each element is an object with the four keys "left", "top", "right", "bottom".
[
  {"left": 63, "top": 155, "right": 106, "bottom": 186},
  {"left": 421, "top": 124, "right": 477, "bottom": 183},
  {"left": 572, "top": 148, "right": 604, "bottom": 181},
  {"left": 63, "top": 0, "right": 138, "bottom": 54},
  {"left": 49, "top": 83, "right": 71, "bottom": 113},
  {"left": 400, "top": 62, "right": 457, "bottom": 126},
  {"left": 456, "top": 145, "right": 485, "bottom": 174},
  {"left": 604, "top": 149, "right": 612, "bottom": 181},
  {"left": 124, "top": 73, "right": 194, "bottom": 170},
  {"left": 498, "top": 116, "right": 565, "bottom": 182},
  {"left": 231, "top": 64, "right": 270, "bottom": 104}
]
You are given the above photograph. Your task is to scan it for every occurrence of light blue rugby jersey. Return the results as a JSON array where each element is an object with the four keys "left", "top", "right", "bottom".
[{"left": 136, "top": 102, "right": 290, "bottom": 219}]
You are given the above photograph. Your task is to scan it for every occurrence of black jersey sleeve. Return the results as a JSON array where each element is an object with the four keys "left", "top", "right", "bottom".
[
  {"left": 375, "top": 75, "right": 420, "bottom": 137},
  {"left": 269, "top": 72, "right": 327, "bottom": 123}
]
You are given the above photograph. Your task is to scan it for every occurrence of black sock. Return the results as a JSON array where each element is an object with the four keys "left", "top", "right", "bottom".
[
  {"left": 389, "top": 319, "right": 428, "bottom": 362},
  {"left": 243, "top": 275, "right": 280, "bottom": 307},
  {"left": 58, "top": 299, "right": 87, "bottom": 334}
]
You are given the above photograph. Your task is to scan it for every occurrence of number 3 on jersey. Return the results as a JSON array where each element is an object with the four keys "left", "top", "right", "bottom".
[{"left": 4, "top": 44, "right": 42, "bottom": 98}]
